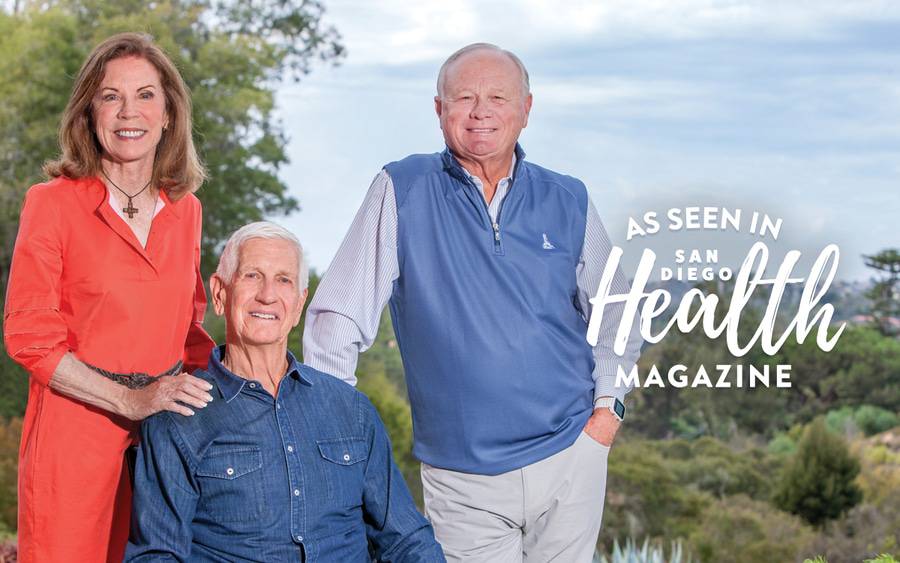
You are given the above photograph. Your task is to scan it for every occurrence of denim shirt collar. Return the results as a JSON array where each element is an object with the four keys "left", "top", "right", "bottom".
[{"left": 207, "top": 345, "right": 313, "bottom": 403}]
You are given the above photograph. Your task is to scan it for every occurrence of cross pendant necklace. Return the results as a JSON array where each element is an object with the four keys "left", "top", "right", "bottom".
[{"left": 101, "top": 170, "right": 152, "bottom": 219}]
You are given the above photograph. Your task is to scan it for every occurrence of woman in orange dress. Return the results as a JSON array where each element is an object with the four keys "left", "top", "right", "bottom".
[{"left": 3, "top": 33, "right": 216, "bottom": 562}]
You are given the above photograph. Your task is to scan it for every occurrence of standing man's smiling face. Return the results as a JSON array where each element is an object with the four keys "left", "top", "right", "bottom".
[{"left": 435, "top": 49, "right": 532, "bottom": 172}]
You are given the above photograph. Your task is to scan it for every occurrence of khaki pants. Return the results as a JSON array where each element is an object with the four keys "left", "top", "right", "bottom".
[{"left": 422, "top": 430, "right": 609, "bottom": 562}]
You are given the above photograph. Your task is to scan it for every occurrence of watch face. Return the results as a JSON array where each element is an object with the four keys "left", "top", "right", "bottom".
[{"left": 614, "top": 399, "right": 626, "bottom": 419}]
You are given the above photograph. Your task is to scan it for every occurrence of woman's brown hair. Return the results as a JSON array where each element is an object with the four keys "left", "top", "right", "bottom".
[{"left": 44, "top": 32, "right": 205, "bottom": 200}]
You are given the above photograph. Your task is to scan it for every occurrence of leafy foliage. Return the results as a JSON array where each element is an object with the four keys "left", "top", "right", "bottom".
[
  {"left": 807, "top": 438, "right": 900, "bottom": 561},
  {"left": 0, "top": 418, "right": 21, "bottom": 535},
  {"left": 659, "top": 437, "right": 779, "bottom": 501},
  {"left": 628, "top": 324, "right": 900, "bottom": 442},
  {"left": 690, "top": 495, "right": 814, "bottom": 563},
  {"left": 773, "top": 418, "right": 862, "bottom": 527},
  {"left": 863, "top": 249, "right": 900, "bottom": 337},
  {"left": 0, "top": 0, "right": 343, "bottom": 279},
  {"left": 825, "top": 405, "right": 899, "bottom": 437},
  {"left": 355, "top": 308, "right": 420, "bottom": 502},
  {"left": 775, "top": 327, "right": 900, "bottom": 423},
  {"left": 0, "top": 0, "right": 343, "bottom": 425},
  {"left": 603, "top": 440, "right": 709, "bottom": 546}
]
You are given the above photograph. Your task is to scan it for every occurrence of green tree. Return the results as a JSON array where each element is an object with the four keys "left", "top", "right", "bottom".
[
  {"left": 863, "top": 249, "right": 900, "bottom": 337},
  {"left": 0, "top": 0, "right": 343, "bottom": 418},
  {"left": 0, "top": 0, "right": 344, "bottom": 279},
  {"left": 773, "top": 418, "right": 862, "bottom": 527},
  {"left": 777, "top": 327, "right": 900, "bottom": 423}
]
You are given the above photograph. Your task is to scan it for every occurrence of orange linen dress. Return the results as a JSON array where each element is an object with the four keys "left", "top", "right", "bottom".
[{"left": 3, "top": 176, "right": 215, "bottom": 563}]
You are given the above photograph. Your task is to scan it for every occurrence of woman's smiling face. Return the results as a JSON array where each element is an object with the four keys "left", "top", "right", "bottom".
[{"left": 93, "top": 56, "right": 168, "bottom": 169}]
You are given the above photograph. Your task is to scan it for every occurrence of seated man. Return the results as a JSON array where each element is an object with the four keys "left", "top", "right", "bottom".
[{"left": 126, "top": 222, "right": 444, "bottom": 562}]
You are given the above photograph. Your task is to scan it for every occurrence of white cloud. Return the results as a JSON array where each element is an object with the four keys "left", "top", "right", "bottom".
[
  {"left": 535, "top": 77, "right": 720, "bottom": 120},
  {"left": 276, "top": 0, "right": 900, "bottom": 281},
  {"left": 321, "top": 0, "right": 900, "bottom": 67},
  {"left": 519, "top": 0, "right": 897, "bottom": 40}
]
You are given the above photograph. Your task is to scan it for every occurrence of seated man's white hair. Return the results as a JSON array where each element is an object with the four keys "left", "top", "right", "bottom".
[{"left": 215, "top": 221, "right": 309, "bottom": 291}]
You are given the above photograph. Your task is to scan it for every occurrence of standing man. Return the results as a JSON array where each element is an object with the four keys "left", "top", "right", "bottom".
[{"left": 304, "top": 43, "right": 642, "bottom": 562}]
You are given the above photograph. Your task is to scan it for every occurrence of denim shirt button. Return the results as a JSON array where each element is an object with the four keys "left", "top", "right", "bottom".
[
  {"left": 343, "top": 453, "right": 350, "bottom": 461},
  {"left": 286, "top": 445, "right": 294, "bottom": 453},
  {"left": 248, "top": 382, "right": 256, "bottom": 388},
  {"left": 296, "top": 535, "right": 303, "bottom": 542},
  {"left": 226, "top": 467, "right": 234, "bottom": 476},
  {"left": 293, "top": 489, "right": 300, "bottom": 496}
]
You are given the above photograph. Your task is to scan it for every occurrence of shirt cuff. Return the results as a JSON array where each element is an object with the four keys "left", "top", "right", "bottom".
[
  {"left": 30, "top": 346, "right": 68, "bottom": 387},
  {"left": 592, "top": 368, "right": 633, "bottom": 407}
]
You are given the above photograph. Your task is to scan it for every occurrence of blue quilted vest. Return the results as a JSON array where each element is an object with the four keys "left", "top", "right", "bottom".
[{"left": 385, "top": 145, "right": 594, "bottom": 475}]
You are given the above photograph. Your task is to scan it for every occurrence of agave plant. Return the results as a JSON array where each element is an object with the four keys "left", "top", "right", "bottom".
[{"left": 594, "top": 537, "right": 692, "bottom": 563}]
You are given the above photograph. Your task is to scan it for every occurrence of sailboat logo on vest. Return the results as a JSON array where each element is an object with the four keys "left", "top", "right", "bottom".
[{"left": 587, "top": 206, "right": 845, "bottom": 390}]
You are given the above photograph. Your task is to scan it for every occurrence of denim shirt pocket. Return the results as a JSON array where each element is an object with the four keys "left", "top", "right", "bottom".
[
  {"left": 195, "top": 447, "right": 264, "bottom": 523},
  {"left": 316, "top": 438, "right": 369, "bottom": 506}
]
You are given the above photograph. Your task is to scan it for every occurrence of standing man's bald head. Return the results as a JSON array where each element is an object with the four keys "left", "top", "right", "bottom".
[{"left": 436, "top": 43, "right": 530, "bottom": 99}]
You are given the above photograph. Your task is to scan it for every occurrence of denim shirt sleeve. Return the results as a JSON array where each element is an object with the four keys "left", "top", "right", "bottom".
[
  {"left": 126, "top": 412, "right": 199, "bottom": 562},
  {"left": 360, "top": 396, "right": 446, "bottom": 562}
]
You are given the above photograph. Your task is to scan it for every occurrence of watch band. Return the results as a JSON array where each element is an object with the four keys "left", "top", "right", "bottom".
[{"left": 595, "top": 397, "right": 626, "bottom": 421}]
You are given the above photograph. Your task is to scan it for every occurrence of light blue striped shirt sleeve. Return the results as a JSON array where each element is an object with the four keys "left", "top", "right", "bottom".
[
  {"left": 577, "top": 199, "right": 644, "bottom": 406},
  {"left": 303, "top": 168, "right": 643, "bottom": 407},
  {"left": 303, "top": 170, "right": 399, "bottom": 386}
]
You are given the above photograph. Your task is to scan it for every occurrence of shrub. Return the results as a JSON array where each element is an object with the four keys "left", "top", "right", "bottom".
[
  {"left": 826, "top": 405, "right": 899, "bottom": 437},
  {"left": 663, "top": 437, "right": 775, "bottom": 501},
  {"left": 801, "top": 434, "right": 900, "bottom": 561},
  {"left": 855, "top": 406, "right": 899, "bottom": 436},
  {"left": 689, "top": 495, "right": 814, "bottom": 563},
  {"left": 773, "top": 418, "right": 862, "bottom": 526},
  {"left": 602, "top": 440, "right": 708, "bottom": 548},
  {"left": 0, "top": 418, "right": 20, "bottom": 533},
  {"left": 768, "top": 432, "right": 797, "bottom": 456}
]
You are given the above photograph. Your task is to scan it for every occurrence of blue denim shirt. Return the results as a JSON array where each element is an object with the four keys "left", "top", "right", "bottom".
[{"left": 126, "top": 346, "right": 444, "bottom": 562}]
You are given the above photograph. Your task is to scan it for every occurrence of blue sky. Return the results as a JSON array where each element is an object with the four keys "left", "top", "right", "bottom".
[{"left": 277, "top": 0, "right": 900, "bottom": 282}]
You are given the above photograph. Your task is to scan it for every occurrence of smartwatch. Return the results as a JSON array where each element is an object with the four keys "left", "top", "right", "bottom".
[{"left": 595, "top": 397, "right": 626, "bottom": 422}]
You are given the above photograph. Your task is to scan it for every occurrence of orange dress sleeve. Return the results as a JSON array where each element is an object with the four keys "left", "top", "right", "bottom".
[
  {"left": 3, "top": 184, "right": 70, "bottom": 386},
  {"left": 182, "top": 199, "right": 215, "bottom": 373}
]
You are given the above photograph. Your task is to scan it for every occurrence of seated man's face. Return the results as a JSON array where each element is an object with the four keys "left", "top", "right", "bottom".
[{"left": 212, "top": 238, "right": 306, "bottom": 348}]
